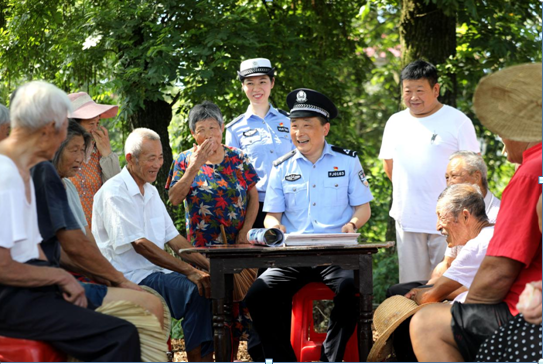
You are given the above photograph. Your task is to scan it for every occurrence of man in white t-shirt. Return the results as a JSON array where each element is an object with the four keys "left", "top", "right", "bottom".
[{"left": 379, "top": 60, "right": 480, "bottom": 283}]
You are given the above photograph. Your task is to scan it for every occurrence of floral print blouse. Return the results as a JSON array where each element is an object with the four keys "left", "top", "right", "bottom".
[{"left": 165, "top": 145, "right": 259, "bottom": 247}]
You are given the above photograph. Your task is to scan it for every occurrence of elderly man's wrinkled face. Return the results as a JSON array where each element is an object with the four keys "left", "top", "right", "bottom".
[
  {"left": 128, "top": 139, "right": 163, "bottom": 186},
  {"left": 436, "top": 205, "right": 471, "bottom": 247},
  {"left": 445, "top": 158, "right": 480, "bottom": 187}
]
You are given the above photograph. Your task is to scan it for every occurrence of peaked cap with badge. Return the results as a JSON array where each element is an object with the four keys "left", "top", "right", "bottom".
[
  {"left": 237, "top": 58, "right": 275, "bottom": 81},
  {"left": 287, "top": 88, "right": 338, "bottom": 121}
]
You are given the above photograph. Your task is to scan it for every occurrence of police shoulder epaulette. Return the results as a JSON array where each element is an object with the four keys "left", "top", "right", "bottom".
[
  {"left": 273, "top": 150, "right": 296, "bottom": 166},
  {"left": 225, "top": 114, "right": 244, "bottom": 129},
  {"left": 277, "top": 109, "right": 290, "bottom": 117},
  {"left": 331, "top": 145, "right": 358, "bottom": 157}
]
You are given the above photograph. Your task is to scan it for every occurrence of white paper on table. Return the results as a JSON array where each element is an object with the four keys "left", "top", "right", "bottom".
[{"left": 283, "top": 233, "right": 360, "bottom": 246}]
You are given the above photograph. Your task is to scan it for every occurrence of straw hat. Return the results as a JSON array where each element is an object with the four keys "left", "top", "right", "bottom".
[
  {"left": 367, "top": 295, "right": 431, "bottom": 362},
  {"left": 68, "top": 92, "right": 118, "bottom": 119},
  {"left": 473, "top": 63, "right": 542, "bottom": 142}
]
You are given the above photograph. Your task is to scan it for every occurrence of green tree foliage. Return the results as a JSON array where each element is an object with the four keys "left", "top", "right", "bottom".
[{"left": 0, "top": 0, "right": 540, "bottom": 304}]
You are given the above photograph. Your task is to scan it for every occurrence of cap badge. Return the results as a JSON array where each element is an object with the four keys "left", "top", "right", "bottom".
[
  {"left": 296, "top": 91, "right": 307, "bottom": 103},
  {"left": 252, "top": 61, "right": 259, "bottom": 67}
]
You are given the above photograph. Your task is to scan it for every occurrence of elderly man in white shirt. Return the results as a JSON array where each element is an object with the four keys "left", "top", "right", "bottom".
[
  {"left": 431, "top": 150, "right": 500, "bottom": 279},
  {"left": 93, "top": 128, "right": 213, "bottom": 362}
]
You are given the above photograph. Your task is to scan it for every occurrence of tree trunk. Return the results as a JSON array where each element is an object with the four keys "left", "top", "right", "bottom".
[
  {"left": 128, "top": 98, "right": 174, "bottom": 216},
  {"left": 400, "top": 0, "right": 457, "bottom": 107}
]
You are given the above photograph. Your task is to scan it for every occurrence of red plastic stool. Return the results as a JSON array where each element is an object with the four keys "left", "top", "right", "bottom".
[
  {"left": 290, "top": 282, "right": 359, "bottom": 362},
  {"left": 0, "top": 336, "right": 67, "bottom": 362}
]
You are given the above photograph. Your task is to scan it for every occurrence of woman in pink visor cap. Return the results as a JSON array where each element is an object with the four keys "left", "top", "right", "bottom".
[{"left": 67, "top": 92, "right": 121, "bottom": 227}]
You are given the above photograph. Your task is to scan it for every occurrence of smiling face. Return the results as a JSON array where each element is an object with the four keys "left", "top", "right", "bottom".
[
  {"left": 191, "top": 118, "right": 223, "bottom": 147},
  {"left": 402, "top": 78, "right": 441, "bottom": 117},
  {"left": 242, "top": 75, "right": 274, "bottom": 106},
  {"left": 436, "top": 204, "right": 471, "bottom": 247},
  {"left": 57, "top": 135, "right": 86, "bottom": 178},
  {"left": 445, "top": 158, "right": 480, "bottom": 187},
  {"left": 127, "top": 138, "right": 163, "bottom": 187},
  {"left": 290, "top": 117, "right": 329, "bottom": 162}
]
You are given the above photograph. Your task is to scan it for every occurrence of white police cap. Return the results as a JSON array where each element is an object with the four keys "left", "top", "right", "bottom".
[{"left": 238, "top": 58, "right": 275, "bottom": 79}]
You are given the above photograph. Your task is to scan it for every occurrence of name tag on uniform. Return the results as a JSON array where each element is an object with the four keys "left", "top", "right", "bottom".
[
  {"left": 243, "top": 129, "right": 257, "bottom": 137},
  {"left": 277, "top": 126, "right": 289, "bottom": 133},
  {"left": 285, "top": 174, "right": 301, "bottom": 181},
  {"left": 328, "top": 170, "right": 345, "bottom": 177}
]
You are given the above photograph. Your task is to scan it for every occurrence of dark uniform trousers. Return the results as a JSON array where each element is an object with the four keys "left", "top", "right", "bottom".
[
  {"left": 0, "top": 262, "right": 140, "bottom": 362},
  {"left": 246, "top": 265, "right": 358, "bottom": 362}
]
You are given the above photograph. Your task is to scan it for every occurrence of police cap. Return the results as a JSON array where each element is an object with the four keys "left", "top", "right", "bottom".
[
  {"left": 286, "top": 88, "right": 338, "bottom": 120},
  {"left": 238, "top": 58, "right": 275, "bottom": 81}
]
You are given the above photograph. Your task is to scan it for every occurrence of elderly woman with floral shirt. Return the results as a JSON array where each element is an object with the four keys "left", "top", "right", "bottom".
[
  {"left": 166, "top": 101, "right": 259, "bottom": 247},
  {"left": 165, "top": 100, "right": 260, "bottom": 359}
]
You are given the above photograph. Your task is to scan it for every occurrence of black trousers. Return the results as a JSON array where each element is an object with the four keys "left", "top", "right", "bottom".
[
  {"left": 0, "top": 274, "right": 141, "bottom": 361},
  {"left": 246, "top": 266, "right": 358, "bottom": 362},
  {"left": 386, "top": 280, "right": 431, "bottom": 362},
  {"left": 254, "top": 201, "right": 267, "bottom": 229}
]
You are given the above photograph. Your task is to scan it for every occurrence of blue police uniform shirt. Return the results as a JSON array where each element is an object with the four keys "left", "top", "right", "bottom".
[
  {"left": 264, "top": 142, "right": 373, "bottom": 234},
  {"left": 225, "top": 103, "right": 294, "bottom": 202}
]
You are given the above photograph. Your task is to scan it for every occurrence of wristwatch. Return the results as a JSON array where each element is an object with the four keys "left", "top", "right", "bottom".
[{"left": 348, "top": 222, "right": 357, "bottom": 230}]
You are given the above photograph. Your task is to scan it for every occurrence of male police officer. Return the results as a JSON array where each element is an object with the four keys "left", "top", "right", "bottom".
[
  {"left": 225, "top": 58, "right": 294, "bottom": 228},
  {"left": 245, "top": 89, "right": 373, "bottom": 362}
]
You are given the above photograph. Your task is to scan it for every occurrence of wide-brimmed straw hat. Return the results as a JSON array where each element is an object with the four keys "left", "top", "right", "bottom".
[
  {"left": 68, "top": 92, "right": 119, "bottom": 119},
  {"left": 473, "top": 63, "right": 542, "bottom": 142},
  {"left": 367, "top": 295, "right": 431, "bottom": 362}
]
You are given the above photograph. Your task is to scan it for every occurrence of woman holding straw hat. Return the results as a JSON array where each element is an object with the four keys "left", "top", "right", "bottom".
[
  {"left": 165, "top": 100, "right": 260, "bottom": 357},
  {"left": 67, "top": 92, "right": 121, "bottom": 227}
]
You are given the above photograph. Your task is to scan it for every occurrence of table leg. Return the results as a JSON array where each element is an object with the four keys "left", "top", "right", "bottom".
[
  {"left": 358, "top": 254, "right": 373, "bottom": 361},
  {"left": 212, "top": 273, "right": 234, "bottom": 362}
]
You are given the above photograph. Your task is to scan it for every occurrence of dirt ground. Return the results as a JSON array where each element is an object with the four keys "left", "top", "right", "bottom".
[{"left": 172, "top": 339, "right": 251, "bottom": 362}]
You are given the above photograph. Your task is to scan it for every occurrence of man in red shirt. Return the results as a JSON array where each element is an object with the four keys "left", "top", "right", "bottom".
[{"left": 410, "top": 63, "right": 543, "bottom": 362}]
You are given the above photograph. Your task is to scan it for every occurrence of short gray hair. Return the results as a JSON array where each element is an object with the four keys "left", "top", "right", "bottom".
[
  {"left": 188, "top": 101, "right": 224, "bottom": 133},
  {"left": 125, "top": 128, "right": 160, "bottom": 159},
  {"left": 0, "top": 104, "right": 9, "bottom": 126},
  {"left": 10, "top": 81, "right": 71, "bottom": 131},
  {"left": 437, "top": 183, "right": 488, "bottom": 223},
  {"left": 449, "top": 151, "right": 488, "bottom": 191}
]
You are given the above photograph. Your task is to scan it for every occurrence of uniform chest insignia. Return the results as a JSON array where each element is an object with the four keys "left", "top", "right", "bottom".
[
  {"left": 328, "top": 170, "right": 346, "bottom": 177},
  {"left": 285, "top": 174, "right": 301, "bottom": 181},
  {"left": 277, "top": 126, "right": 289, "bottom": 133},
  {"left": 243, "top": 129, "right": 257, "bottom": 137}
]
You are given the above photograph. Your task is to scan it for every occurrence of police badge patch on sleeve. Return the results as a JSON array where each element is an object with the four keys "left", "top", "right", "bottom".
[{"left": 358, "top": 169, "right": 369, "bottom": 187}]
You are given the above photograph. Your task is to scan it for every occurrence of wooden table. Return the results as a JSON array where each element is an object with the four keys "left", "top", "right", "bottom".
[{"left": 179, "top": 242, "right": 394, "bottom": 362}]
